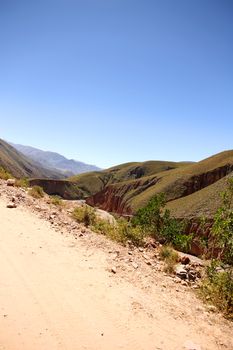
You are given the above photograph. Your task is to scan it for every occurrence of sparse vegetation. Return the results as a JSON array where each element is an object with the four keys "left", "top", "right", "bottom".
[
  {"left": 50, "top": 195, "right": 63, "bottom": 206},
  {"left": 0, "top": 166, "right": 12, "bottom": 180},
  {"left": 159, "top": 245, "right": 179, "bottom": 274},
  {"left": 28, "top": 185, "right": 45, "bottom": 199},
  {"left": 200, "top": 179, "right": 233, "bottom": 318},
  {"left": 200, "top": 261, "right": 233, "bottom": 319},
  {"left": 72, "top": 206, "right": 97, "bottom": 227},
  {"left": 72, "top": 205, "right": 146, "bottom": 246},
  {"left": 93, "top": 217, "right": 145, "bottom": 246},
  {"left": 15, "top": 178, "right": 29, "bottom": 188}
]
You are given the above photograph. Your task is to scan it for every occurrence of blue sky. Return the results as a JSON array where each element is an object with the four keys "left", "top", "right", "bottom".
[{"left": 0, "top": 0, "right": 232, "bottom": 168}]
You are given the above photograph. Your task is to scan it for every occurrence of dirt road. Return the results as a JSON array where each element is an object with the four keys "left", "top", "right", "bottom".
[{"left": 0, "top": 197, "right": 232, "bottom": 350}]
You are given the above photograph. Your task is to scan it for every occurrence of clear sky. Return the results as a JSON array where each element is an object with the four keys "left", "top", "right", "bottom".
[{"left": 0, "top": 0, "right": 232, "bottom": 168}]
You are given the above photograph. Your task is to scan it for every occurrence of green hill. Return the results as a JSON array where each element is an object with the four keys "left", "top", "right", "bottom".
[
  {"left": 69, "top": 160, "right": 191, "bottom": 197},
  {"left": 70, "top": 151, "right": 233, "bottom": 218}
]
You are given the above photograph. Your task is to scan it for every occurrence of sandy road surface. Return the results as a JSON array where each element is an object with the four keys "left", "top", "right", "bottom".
[{"left": 0, "top": 198, "right": 232, "bottom": 350}]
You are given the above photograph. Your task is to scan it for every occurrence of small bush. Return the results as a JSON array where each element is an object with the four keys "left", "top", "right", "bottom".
[
  {"left": 50, "top": 195, "right": 63, "bottom": 206},
  {"left": 28, "top": 186, "right": 44, "bottom": 199},
  {"left": 15, "top": 178, "right": 29, "bottom": 188},
  {"left": 0, "top": 167, "right": 12, "bottom": 180},
  {"left": 133, "top": 194, "right": 191, "bottom": 251},
  {"left": 72, "top": 206, "right": 97, "bottom": 226},
  {"left": 200, "top": 261, "right": 233, "bottom": 319},
  {"left": 92, "top": 218, "right": 121, "bottom": 241},
  {"left": 210, "top": 179, "right": 233, "bottom": 264},
  {"left": 159, "top": 245, "right": 179, "bottom": 274}
]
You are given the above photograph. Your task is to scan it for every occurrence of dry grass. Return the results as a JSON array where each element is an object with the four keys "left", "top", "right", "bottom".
[{"left": 28, "top": 186, "right": 44, "bottom": 199}]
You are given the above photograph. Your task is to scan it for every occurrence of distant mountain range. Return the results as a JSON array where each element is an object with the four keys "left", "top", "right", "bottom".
[
  {"left": 0, "top": 139, "right": 62, "bottom": 179},
  {"left": 11, "top": 143, "right": 101, "bottom": 176}
]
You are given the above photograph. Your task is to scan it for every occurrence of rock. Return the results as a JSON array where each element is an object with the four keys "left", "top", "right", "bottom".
[
  {"left": 7, "top": 179, "right": 15, "bottom": 186},
  {"left": 206, "top": 305, "right": 217, "bottom": 313},
  {"left": 188, "top": 270, "right": 197, "bottom": 281},
  {"left": 184, "top": 340, "right": 202, "bottom": 350},
  {"left": 145, "top": 260, "right": 152, "bottom": 265},
  {"left": 111, "top": 267, "right": 117, "bottom": 274},
  {"left": 139, "top": 247, "right": 144, "bottom": 252},
  {"left": 7, "top": 202, "right": 17, "bottom": 208},
  {"left": 143, "top": 254, "right": 150, "bottom": 260},
  {"left": 132, "top": 262, "right": 138, "bottom": 269},
  {"left": 175, "top": 264, "right": 188, "bottom": 280},
  {"left": 180, "top": 256, "right": 191, "bottom": 265},
  {"left": 181, "top": 280, "right": 188, "bottom": 286}
]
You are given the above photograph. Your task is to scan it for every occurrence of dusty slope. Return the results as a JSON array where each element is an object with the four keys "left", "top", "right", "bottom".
[{"left": 0, "top": 186, "right": 232, "bottom": 349}]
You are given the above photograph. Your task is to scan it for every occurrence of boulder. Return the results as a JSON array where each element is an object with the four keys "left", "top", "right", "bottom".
[
  {"left": 175, "top": 264, "right": 188, "bottom": 280},
  {"left": 7, "top": 202, "right": 17, "bottom": 209},
  {"left": 7, "top": 179, "right": 15, "bottom": 186}
]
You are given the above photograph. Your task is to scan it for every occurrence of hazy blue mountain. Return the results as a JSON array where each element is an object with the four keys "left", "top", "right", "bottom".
[
  {"left": 0, "top": 139, "right": 64, "bottom": 179},
  {"left": 11, "top": 143, "right": 101, "bottom": 176}
]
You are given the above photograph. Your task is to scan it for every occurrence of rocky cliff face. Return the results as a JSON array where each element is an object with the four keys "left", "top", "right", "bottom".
[
  {"left": 29, "top": 179, "right": 83, "bottom": 200},
  {"left": 86, "top": 177, "right": 159, "bottom": 215},
  {"left": 182, "top": 164, "right": 233, "bottom": 196}
]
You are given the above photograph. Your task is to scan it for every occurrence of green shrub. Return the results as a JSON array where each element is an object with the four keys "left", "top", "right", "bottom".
[
  {"left": 210, "top": 179, "right": 233, "bottom": 264},
  {"left": 133, "top": 193, "right": 190, "bottom": 251},
  {"left": 132, "top": 193, "right": 165, "bottom": 235},
  {"left": 198, "top": 179, "right": 233, "bottom": 319},
  {"left": 200, "top": 260, "right": 233, "bottom": 319},
  {"left": 28, "top": 185, "right": 44, "bottom": 199},
  {"left": 0, "top": 167, "right": 12, "bottom": 180},
  {"left": 72, "top": 206, "right": 97, "bottom": 226}
]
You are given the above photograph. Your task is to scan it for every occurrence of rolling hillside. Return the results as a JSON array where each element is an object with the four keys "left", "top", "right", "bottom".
[
  {"left": 0, "top": 139, "right": 63, "bottom": 179},
  {"left": 23, "top": 150, "right": 233, "bottom": 219},
  {"left": 69, "top": 160, "right": 191, "bottom": 198},
  {"left": 72, "top": 151, "right": 233, "bottom": 217}
]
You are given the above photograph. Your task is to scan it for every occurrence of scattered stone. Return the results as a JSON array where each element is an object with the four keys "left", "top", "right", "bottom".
[
  {"left": 188, "top": 270, "right": 197, "bottom": 281},
  {"left": 181, "top": 280, "right": 188, "bottom": 286},
  {"left": 139, "top": 247, "right": 144, "bottom": 252},
  {"left": 132, "top": 262, "right": 138, "bottom": 269},
  {"left": 128, "top": 251, "right": 133, "bottom": 255},
  {"left": 7, "top": 178, "right": 15, "bottom": 186},
  {"left": 7, "top": 202, "right": 17, "bottom": 208},
  {"left": 206, "top": 305, "right": 217, "bottom": 313},
  {"left": 180, "top": 256, "right": 191, "bottom": 265},
  {"left": 143, "top": 253, "right": 150, "bottom": 260},
  {"left": 192, "top": 284, "right": 199, "bottom": 289},
  {"left": 145, "top": 260, "right": 152, "bottom": 265},
  {"left": 111, "top": 267, "right": 117, "bottom": 274},
  {"left": 175, "top": 265, "right": 188, "bottom": 280}
]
